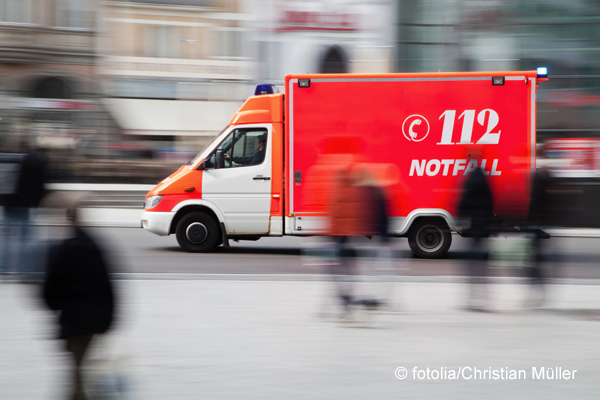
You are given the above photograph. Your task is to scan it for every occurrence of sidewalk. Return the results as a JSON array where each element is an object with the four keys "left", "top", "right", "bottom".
[
  {"left": 2, "top": 278, "right": 600, "bottom": 399},
  {"left": 31, "top": 207, "right": 144, "bottom": 228},
  {"left": 30, "top": 206, "right": 600, "bottom": 237}
]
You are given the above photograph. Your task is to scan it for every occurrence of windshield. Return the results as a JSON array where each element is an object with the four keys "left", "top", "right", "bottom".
[{"left": 189, "top": 126, "right": 230, "bottom": 165}]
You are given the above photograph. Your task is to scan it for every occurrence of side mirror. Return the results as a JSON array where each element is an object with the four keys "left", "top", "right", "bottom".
[
  {"left": 197, "top": 161, "right": 206, "bottom": 170},
  {"left": 215, "top": 148, "right": 225, "bottom": 169}
]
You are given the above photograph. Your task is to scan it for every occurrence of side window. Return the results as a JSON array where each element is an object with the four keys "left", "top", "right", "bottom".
[
  {"left": 224, "top": 128, "right": 267, "bottom": 168},
  {"left": 205, "top": 128, "right": 268, "bottom": 169}
]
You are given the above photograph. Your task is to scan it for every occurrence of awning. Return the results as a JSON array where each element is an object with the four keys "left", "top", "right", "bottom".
[{"left": 103, "top": 98, "right": 243, "bottom": 136}]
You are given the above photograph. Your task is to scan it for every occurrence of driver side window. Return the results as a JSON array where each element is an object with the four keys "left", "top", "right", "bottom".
[{"left": 210, "top": 128, "right": 267, "bottom": 169}]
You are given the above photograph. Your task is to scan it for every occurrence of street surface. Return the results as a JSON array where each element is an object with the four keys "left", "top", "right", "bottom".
[
  {"left": 2, "top": 209, "right": 600, "bottom": 399},
  {"left": 79, "top": 227, "right": 599, "bottom": 280},
  {"left": 2, "top": 279, "right": 600, "bottom": 399}
]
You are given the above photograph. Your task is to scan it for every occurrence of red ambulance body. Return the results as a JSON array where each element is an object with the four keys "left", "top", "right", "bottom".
[{"left": 142, "top": 71, "right": 544, "bottom": 258}]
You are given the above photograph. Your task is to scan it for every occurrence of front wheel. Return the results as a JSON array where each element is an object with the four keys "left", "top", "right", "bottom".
[
  {"left": 176, "top": 212, "right": 220, "bottom": 252},
  {"left": 408, "top": 218, "right": 452, "bottom": 259}
]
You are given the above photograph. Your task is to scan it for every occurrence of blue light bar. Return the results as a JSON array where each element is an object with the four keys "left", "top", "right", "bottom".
[
  {"left": 537, "top": 67, "right": 548, "bottom": 78},
  {"left": 255, "top": 84, "right": 276, "bottom": 96}
]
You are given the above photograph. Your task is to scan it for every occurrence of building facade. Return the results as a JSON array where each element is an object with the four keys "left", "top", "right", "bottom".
[
  {"left": 396, "top": 0, "right": 600, "bottom": 136},
  {"left": 0, "top": 0, "right": 111, "bottom": 162},
  {"left": 252, "top": 0, "right": 397, "bottom": 83},
  {"left": 99, "top": 0, "right": 399, "bottom": 159},
  {"left": 100, "top": 0, "right": 258, "bottom": 157}
]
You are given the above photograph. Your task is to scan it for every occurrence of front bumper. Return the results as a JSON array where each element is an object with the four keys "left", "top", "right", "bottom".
[{"left": 141, "top": 211, "right": 176, "bottom": 236}]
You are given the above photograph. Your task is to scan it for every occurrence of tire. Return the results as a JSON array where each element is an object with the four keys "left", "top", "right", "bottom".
[
  {"left": 408, "top": 218, "right": 452, "bottom": 259},
  {"left": 175, "top": 212, "right": 220, "bottom": 253}
]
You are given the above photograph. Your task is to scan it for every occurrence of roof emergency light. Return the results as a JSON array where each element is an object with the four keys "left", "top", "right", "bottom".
[
  {"left": 255, "top": 84, "right": 276, "bottom": 96},
  {"left": 537, "top": 67, "right": 548, "bottom": 79}
]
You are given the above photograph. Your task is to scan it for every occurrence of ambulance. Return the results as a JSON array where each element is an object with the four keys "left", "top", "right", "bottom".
[{"left": 142, "top": 69, "right": 548, "bottom": 258}]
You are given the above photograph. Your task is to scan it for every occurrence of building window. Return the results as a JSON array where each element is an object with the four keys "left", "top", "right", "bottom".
[
  {"left": 44, "top": 0, "right": 58, "bottom": 26},
  {"left": 145, "top": 26, "right": 180, "bottom": 58},
  {"left": 0, "top": 0, "right": 32, "bottom": 23},
  {"left": 213, "top": 29, "right": 241, "bottom": 58},
  {"left": 60, "top": 0, "right": 92, "bottom": 29}
]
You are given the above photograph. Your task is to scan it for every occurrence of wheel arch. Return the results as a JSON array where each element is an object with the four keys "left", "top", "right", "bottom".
[
  {"left": 398, "top": 209, "right": 458, "bottom": 236},
  {"left": 409, "top": 216, "right": 451, "bottom": 230}
]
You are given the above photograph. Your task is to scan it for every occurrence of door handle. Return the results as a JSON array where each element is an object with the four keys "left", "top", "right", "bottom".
[{"left": 253, "top": 176, "right": 271, "bottom": 180}]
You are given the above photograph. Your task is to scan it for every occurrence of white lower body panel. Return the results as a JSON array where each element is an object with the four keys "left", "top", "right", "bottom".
[
  {"left": 283, "top": 214, "right": 458, "bottom": 236},
  {"left": 269, "top": 217, "right": 284, "bottom": 236},
  {"left": 141, "top": 211, "right": 175, "bottom": 236}
]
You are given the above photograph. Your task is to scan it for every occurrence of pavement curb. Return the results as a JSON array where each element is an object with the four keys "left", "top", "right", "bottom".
[
  {"left": 7, "top": 272, "right": 600, "bottom": 285},
  {"left": 109, "top": 273, "right": 600, "bottom": 285}
]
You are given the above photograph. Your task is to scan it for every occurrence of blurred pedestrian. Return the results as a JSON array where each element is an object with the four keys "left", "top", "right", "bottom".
[
  {"left": 326, "top": 167, "right": 361, "bottom": 318},
  {"left": 525, "top": 144, "right": 554, "bottom": 307},
  {"left": 325, "top": 166, "right": 388, "bottom": 319},
  {"left": 43, "top": 196, "right": 115, "bottom": 400},
  {"left": 353, "top": 168, "right": 396, "bottom": 306},
  {"left": 0, "top": 140, "right": 47, "bottom": 280},
  {"left": 459, "top": 150, "right": 494, "bottom": 312}
]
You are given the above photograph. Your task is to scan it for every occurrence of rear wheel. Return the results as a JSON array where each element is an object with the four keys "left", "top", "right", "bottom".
[
  {"left": 408, "top": 218, "right": 452, "bottom": 259},
  {"left": 176, "top": 212, "right": 220, "bottom": 252}
]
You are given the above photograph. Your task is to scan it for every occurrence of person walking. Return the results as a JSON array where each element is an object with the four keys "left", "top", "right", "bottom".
[
  {"left": 325, "top": 166, "right": 388, "bottom": 318},
  {"left": 0, "top": 140, "right": 47, "bottom": 279},
  {"left": 525, "top": 144, "right": 554, "bottom": 307},
  {"left": 43, "top": 197, "right": 115, "bottom": 400},
  {"left": 458, "top": 150, "right": 494, "bottom": 312}
]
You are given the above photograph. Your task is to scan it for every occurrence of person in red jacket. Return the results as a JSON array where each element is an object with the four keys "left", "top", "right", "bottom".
[{"left": 327, "top": 166, "right": 386, "bottom": 317}]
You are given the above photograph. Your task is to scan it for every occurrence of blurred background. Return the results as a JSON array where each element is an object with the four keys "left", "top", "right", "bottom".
[
  {"left": 5, "top": 3, "right": 600, "bottom": 398},
  {"left": 0, "top": 0, "right": 599, "bottom": 186}
]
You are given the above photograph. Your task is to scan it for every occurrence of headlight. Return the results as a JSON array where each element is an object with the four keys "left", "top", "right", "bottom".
[{"left": 145, "top": 195, "right": 164, "bottom": 210}]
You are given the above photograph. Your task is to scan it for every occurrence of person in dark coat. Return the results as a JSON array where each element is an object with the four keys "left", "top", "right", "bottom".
[
  {"left": 525, "top": 145, "right": 554, "bottom": 307},
  {"left": 43, "top": 199, "right": 115, "bottom": 400},
  {"left": 458, "top": 154, "right": 494, "bottom": 311},
  {"left": 12, "top": 148, "right": 47, "bottom": 208},
  {"left": 0, "top": 141, "right": 47, "bottom": 278}
]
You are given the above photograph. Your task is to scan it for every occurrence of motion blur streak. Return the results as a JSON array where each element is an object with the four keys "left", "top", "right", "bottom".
[{"left": 2, "top": 0, "right": 600, "bottom": 399}]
